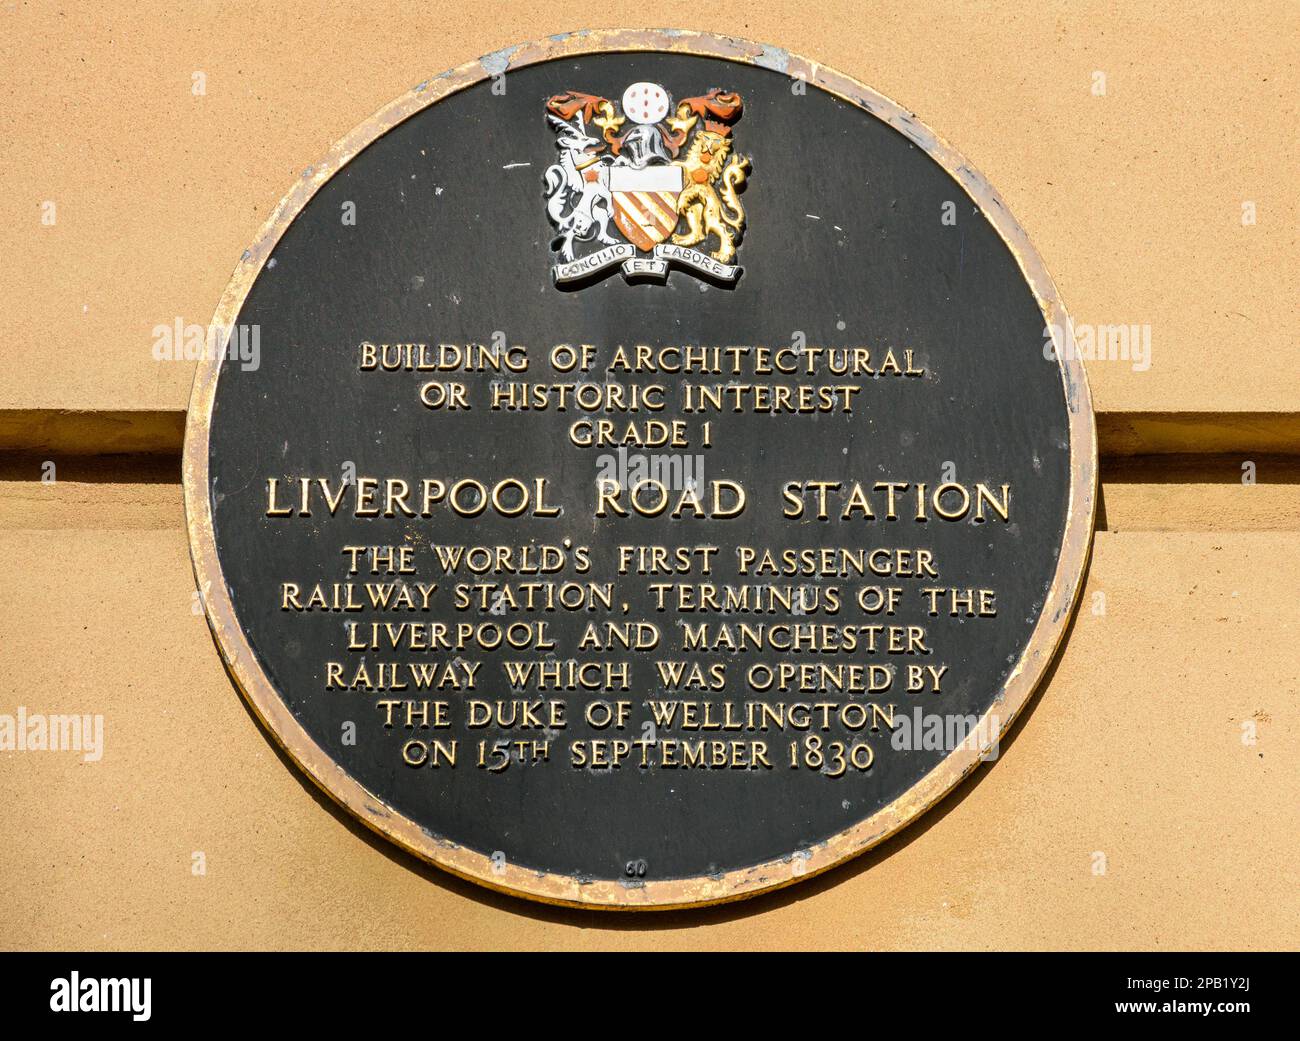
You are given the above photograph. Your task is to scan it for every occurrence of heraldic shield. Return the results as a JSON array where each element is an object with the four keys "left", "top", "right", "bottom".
[{"left": 609, "top": 165, "right": 685, "bottom": 251}]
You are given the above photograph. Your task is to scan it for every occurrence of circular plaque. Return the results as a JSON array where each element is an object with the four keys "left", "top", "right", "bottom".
[{"left": 184, "top": 30, "right": 1095, "bottom": 909}]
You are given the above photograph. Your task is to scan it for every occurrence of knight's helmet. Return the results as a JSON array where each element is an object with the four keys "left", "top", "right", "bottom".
[
  {"left": 621, "top": 124, "right": 672, "bottom": 168},
  {"left": 619, "top": 82, "right": 673, "bottom": 169}
]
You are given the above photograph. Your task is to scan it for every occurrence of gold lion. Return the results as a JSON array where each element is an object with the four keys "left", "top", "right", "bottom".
[{"left": 673, "top": 129, "right": 749, "bottom": 264}]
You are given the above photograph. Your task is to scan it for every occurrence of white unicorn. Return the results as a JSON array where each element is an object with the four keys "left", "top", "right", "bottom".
[{"left": 543, "top": 113, "right": 619, "bottom": 262}]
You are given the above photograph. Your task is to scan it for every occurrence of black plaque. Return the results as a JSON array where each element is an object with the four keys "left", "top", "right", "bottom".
[{"left": 184, "top": 31, "right": 1095, "bottom": 908}]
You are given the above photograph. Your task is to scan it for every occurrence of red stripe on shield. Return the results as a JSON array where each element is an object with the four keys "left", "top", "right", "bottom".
[{"left": 613, "top": 191, "right": 679, "bottom": 251}]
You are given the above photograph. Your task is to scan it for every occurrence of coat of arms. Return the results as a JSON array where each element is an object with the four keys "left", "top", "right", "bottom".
[{"left": 542, "top": 81, "right": 750, "bottom": 286}]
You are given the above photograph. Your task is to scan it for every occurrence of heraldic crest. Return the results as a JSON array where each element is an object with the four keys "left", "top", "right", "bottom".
[{"left": 542, "top": 81, "right": 751, "bottom": 286}]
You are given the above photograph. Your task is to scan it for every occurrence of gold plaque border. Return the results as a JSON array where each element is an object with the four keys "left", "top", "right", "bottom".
[{"left": 183, "top": 29, "right": 1097, "bottom": 911}]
